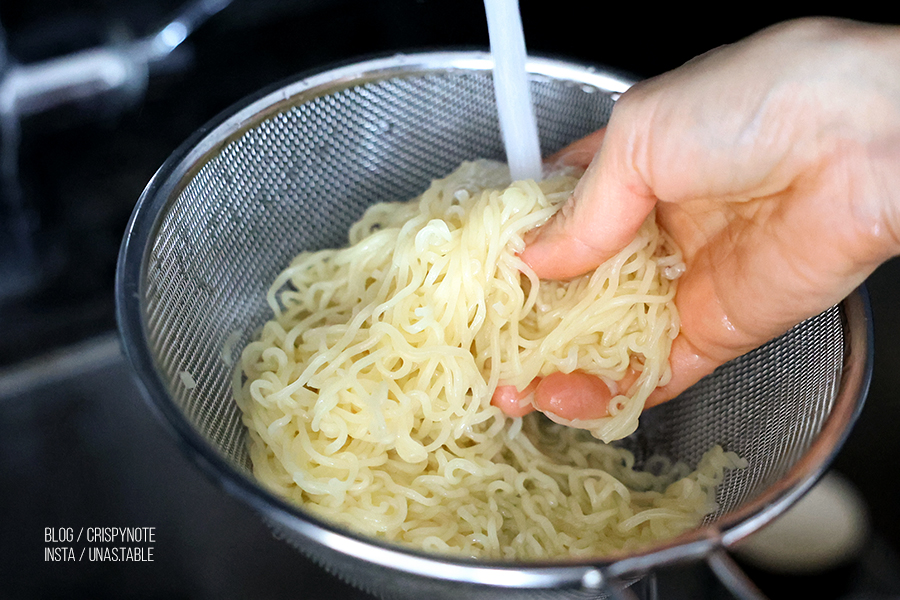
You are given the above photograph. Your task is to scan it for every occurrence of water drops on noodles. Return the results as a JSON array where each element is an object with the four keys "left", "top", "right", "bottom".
[{"left": 234, "top": 160, "right": 745, "bottom": 559}]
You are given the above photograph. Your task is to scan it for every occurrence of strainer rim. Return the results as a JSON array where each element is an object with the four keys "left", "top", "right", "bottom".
[{"left": 115, "top": 51, "right": 872, "bottom": 589}]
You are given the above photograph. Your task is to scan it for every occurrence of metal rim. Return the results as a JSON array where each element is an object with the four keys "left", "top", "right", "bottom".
[{"left": 115, "top": 51, "right": 872, "bottom": 590}]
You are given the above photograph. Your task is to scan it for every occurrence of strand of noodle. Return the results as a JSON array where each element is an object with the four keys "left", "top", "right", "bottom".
[{"left": 236, "top": 160, "right": 743, "bottom": 559}]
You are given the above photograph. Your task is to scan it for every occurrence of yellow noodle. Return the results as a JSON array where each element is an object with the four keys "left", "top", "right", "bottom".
[{"left": 235, "top": 160, "right": 745, "bottom": 559}]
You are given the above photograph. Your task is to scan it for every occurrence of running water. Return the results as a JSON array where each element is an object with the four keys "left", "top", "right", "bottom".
[{"left": 483, "top": 0, "right": 543, "bottom": 182}]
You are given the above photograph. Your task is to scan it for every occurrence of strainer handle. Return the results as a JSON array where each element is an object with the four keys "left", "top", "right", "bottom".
[
  {"left": 706, "top": 547, "right": 768, "bottom": 600},
  {"left": 595, "top": 573, "right": 650, "bottom": 600},
  {"left": 597, "top": 547, "right": 767, "bottom": 600}
]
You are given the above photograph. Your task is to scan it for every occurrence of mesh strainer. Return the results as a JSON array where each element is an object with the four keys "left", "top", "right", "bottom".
[{"left": 115, "top": 52, "right": 872, "bottom": 600}]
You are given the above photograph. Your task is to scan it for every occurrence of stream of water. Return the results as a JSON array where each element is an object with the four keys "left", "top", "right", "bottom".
[{"left": 483, "top": 0, "right": 543, "bottom": 182}]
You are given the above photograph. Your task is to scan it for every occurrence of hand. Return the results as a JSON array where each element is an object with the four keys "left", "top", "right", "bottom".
[{"left": 511, "top": 18, "right": 900, "bottom": 420}]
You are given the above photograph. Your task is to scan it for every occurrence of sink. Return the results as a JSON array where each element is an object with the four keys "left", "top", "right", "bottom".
[
  {"left": 0, "top": 334, "right": 372, "bottom": 599},
  {"left": 3, "top": 324, "right": 900, "bottom": 599}
]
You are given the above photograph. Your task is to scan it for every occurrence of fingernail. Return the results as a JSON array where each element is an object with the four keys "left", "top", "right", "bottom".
[{"left": 553, "top": 149, "right": 594, "bottom": 169}]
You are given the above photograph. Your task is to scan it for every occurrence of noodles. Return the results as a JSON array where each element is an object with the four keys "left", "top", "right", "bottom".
[{"left": 235, "top": 160, "right": 745, "bottom": 559}]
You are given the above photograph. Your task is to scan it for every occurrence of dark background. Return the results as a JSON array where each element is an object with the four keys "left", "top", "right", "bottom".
[{"left": 0, "top": 1, "right": 899, "bottom": 599}]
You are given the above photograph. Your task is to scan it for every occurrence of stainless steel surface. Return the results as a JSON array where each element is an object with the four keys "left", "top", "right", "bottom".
[
  {"left": 0, "top": 0, "right": 231, "bottom": 118},
  {"left": 0, "top": 335, "right": 373, "bottom": 600},
  {"left": 0, "top": 0, "right": 233, "bottom": 302},
  {"left": 115, "top": 52, "right": 871, "bottom": 599},
  {"left": 2, "top": 333, "right": 896, "bottom": 600}
]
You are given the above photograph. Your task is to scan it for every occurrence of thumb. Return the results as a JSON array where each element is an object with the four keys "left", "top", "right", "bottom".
[{"left": 521, "top": 124, "right": 657, "bottom": 279}]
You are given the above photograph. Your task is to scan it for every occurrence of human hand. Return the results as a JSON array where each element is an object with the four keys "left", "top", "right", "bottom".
[{"left": 505, "top": 18, "right": 900, "bottom": 421}]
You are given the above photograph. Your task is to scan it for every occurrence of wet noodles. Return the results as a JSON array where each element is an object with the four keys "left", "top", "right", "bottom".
[{"left": 234, "top": 160, "right": 744, "bottom": 559}]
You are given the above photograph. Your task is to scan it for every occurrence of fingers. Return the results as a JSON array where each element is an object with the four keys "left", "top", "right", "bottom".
[
  {"left": 491, "top": 379, "right": 540, "bottom": 417},
  {"left": 522, "top": 125, "right": 658, "bottom": 280},
  {"left": 644, "top": 335, "right": 724, "bottom": 407},
  {"left": 492, "top": 351, "right": 720, "bottom": 423},
  {"left": 532, "top": 371, "right": 614, "bottom": 420},
  {"left": 517, "top": 335, "right": 740, "bottom": 417},
  {"left": 546, "top": 128, "right": 607, "bottom": 169},
  {"left": 515, "top": 18, "right": 900, "bottom": 423},
  {"left": 492, "top": 370, "right": 630, "bottom": 421},
  {"left": 529, "top": 368, "right": 640, "bottom": 421}
]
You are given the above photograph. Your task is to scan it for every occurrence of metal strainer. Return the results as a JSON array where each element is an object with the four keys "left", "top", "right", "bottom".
[{"left": 115, "top": 52, "right": 872, "bottom": 600}]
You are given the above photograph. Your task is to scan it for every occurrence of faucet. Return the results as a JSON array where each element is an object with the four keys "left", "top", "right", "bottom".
[{"left": 0, "top": 0, "right": 233, "bottom": 300}]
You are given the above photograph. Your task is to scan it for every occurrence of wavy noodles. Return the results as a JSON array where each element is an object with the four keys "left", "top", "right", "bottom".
[{"left": 235, "top": 160, "right": 744, "bottom": 559}]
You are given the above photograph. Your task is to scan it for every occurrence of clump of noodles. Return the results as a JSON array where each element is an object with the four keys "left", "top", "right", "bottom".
[{"left": 235, "top": 160, "right": 745, "bottom": 559}]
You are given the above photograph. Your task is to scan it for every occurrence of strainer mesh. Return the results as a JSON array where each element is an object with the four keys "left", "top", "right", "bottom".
[{"left": 138, "top": 62, "right": 846, "bottom": 564}]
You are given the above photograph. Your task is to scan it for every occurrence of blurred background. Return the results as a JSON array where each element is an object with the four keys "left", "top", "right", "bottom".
[{"left": 0, "top": 1, "right": 898, "bottom": 598}]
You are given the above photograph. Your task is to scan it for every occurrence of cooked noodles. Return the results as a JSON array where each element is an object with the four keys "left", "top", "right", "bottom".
[{"left": 234, "top": 160, "right": 745, "bottom": 559}]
